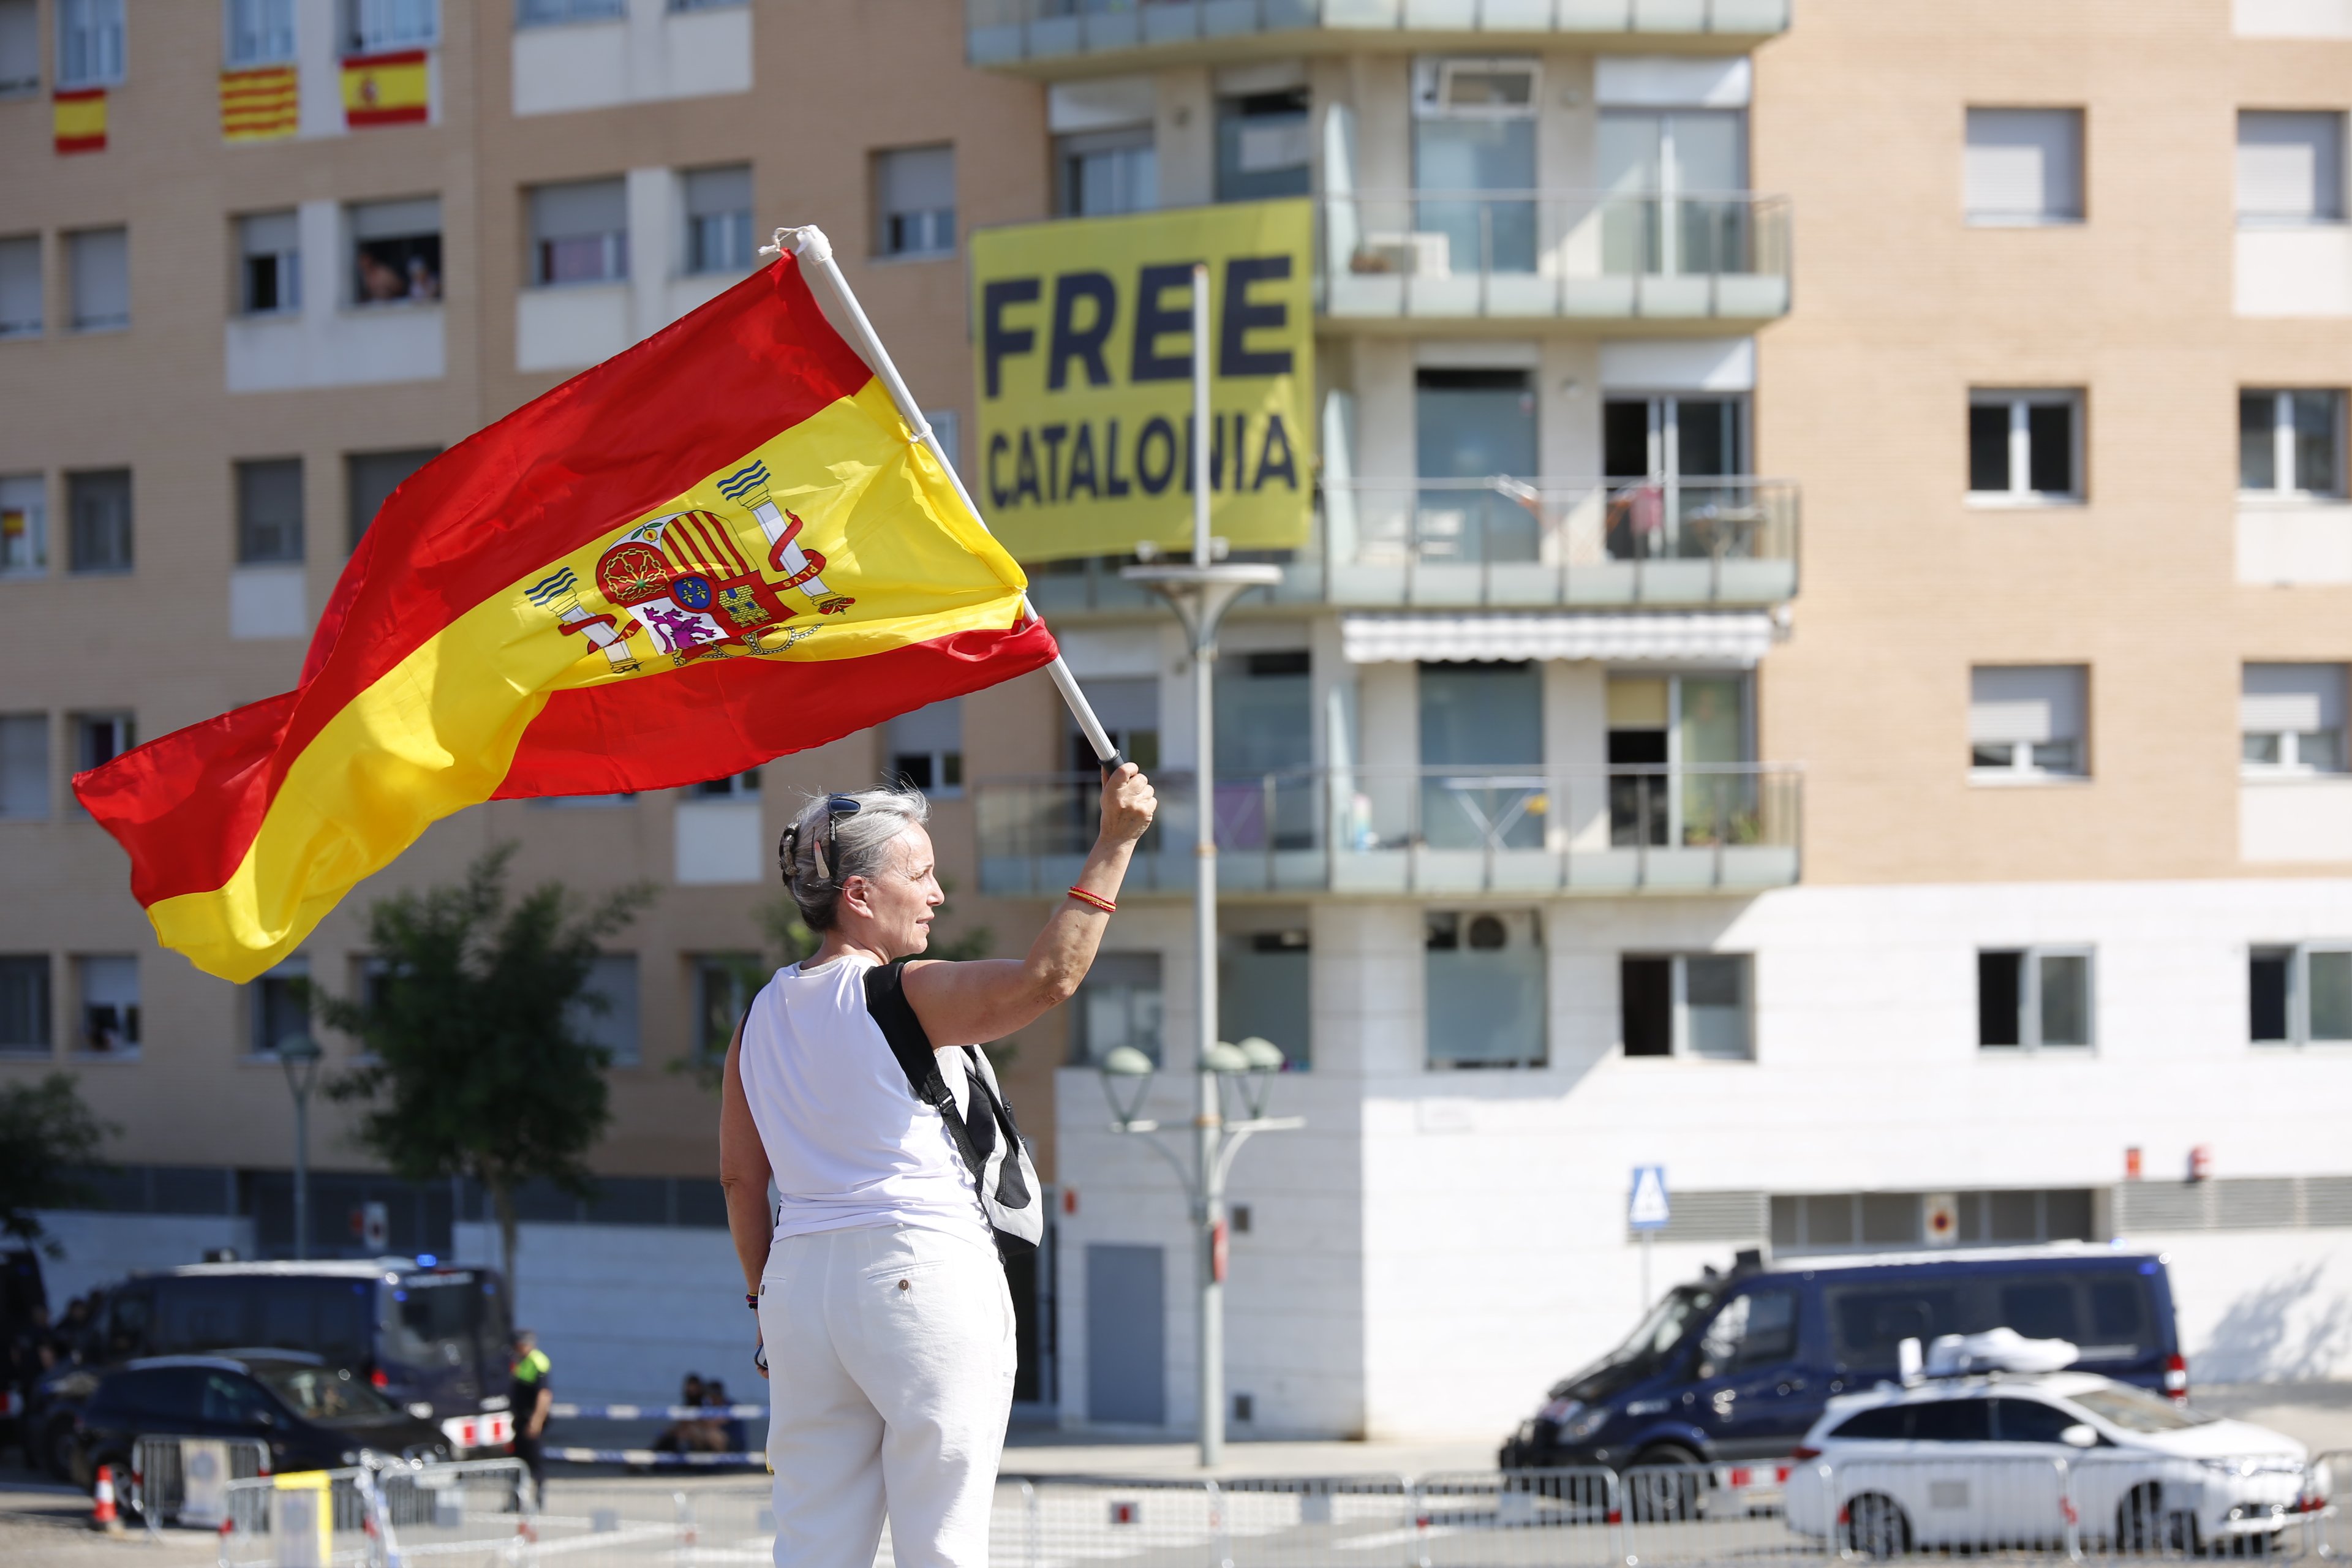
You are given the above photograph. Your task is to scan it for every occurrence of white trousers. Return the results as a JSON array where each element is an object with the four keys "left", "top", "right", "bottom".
[{"left": 759, "top": 1224, "right": 1016, "bottom": 1568}]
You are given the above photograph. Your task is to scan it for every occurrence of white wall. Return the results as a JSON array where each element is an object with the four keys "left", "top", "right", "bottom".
[
  {"left": 2241, "top": 777, "right": 2352, "bottom": 862},
  {"left": 2237, "top": 229, "right": 2352, "bottom": 316},
  {"left": 2238, "top": 502, "right": 2352, "bottom": 584},
  {"left": 2234, "top": 0, "right": 2352, "bottom": 36},
  {"left": 511, "top": 0, "right": 752, "bottom": 118},
  {"left": 1054, "top": 876, "right": 2352, "bottom": 1441}
]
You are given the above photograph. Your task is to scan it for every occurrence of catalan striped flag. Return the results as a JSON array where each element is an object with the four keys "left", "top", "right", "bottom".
[
  {"left": 221, "top": 64, "right": 299, "bottom": 142},
  {"left": 53, "top": 88, "right": 107, "bottom": 154},
  {"left": 342, "top": 49, "right": 428, "bottom": 128},
  {"left": 73, "top": 254, "right": 1055, "bottom": 983}
]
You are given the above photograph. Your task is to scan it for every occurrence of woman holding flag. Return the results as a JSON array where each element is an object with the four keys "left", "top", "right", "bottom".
[{"left": 719, "top": 762, "right": 1156, "bottom": 1568}]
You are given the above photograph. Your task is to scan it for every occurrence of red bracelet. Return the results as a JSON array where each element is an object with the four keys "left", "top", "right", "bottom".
[{"left": 1066, "top": 885, "right": 1117, "bottom": 914}]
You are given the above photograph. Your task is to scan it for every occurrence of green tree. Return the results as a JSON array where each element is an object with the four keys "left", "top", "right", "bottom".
[
  {"left": 0, "top": 1074, "right": 117, "bottom": 1255},
  {"left": 317, "top": 844, "right": 653, "bottom": 1286}
]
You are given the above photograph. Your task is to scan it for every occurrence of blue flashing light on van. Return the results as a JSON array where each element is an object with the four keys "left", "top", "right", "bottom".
[{"left": 1501, "top": 1245, "right": 2185, "bottom": 1472}]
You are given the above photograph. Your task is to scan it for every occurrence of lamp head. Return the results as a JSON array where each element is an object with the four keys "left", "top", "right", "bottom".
[
  {"left": 276, "top": 1033, "right": 323, "bottom": 1096},
  {"left": 1233, "top": 1035, "right": 1284, "bottom": 1119},
  {"left": 1098, "top": 1045, "right": 1156, "bottom": 1126},
  {"left": 1202, "top": 1040, "right": 1250, "bottom": 1075},
  {"left": 1238, "top": 1036, "right": 1284, "bottom": 1072}
]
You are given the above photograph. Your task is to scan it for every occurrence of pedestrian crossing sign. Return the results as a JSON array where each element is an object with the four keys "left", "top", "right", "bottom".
[{"left": 1629, "top": 1165, "right": 1671, "bottom": 1231}]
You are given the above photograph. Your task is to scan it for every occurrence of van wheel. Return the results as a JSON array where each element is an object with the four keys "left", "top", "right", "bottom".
[
  {"left": 1842, "top": 1492, "right": 1910, "bottom": 1559},
  {"left": 1624, "top": 1446, "right": 1703, "bottom": 1522}
]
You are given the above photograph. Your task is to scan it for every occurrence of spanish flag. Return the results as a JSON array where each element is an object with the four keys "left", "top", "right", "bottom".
[
  {"left": 222, "top": 64, "right": 298, "bottom": 142},
  {"left": 73, "top": 255, "right": 1055, "bottom": 983},
  {"left": 342, "top": 48, "right": 427, "bottom": 128},
  {"left": 53, "top": 88, "right": 107, "bottom": 154}
]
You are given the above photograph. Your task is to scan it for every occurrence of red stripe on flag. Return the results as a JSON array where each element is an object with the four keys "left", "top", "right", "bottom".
[
  {"left": 347, "top": 105, "right": 428, "bottom": 126},
  {"left": 83, "top": 257, "right": 877, "bottom": 905},
  {"left": 493, "top": 619, "right": 1058, "bottom": 799}
]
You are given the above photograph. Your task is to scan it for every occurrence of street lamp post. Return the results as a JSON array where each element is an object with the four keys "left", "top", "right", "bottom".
[
  {"left": 1098, "top": 1039, "right": 1300, "bottom": 1468},
  {"left": 277, "top": 1033, "right": 323, "bottom": 1261}
]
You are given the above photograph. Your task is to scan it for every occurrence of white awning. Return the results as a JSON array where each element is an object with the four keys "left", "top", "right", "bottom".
[{"left": 1340, "top": 611, "right": 1777, "bottom": 666}]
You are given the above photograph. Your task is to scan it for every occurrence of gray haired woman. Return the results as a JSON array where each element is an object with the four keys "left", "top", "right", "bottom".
[{"left": 719, "top": 764, "right": 1156, "bottom": 1568}]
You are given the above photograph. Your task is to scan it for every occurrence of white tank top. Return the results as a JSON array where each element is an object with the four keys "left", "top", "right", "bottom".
[{"left": 737, "top": 954, "right": 993, "bottom": 1251}]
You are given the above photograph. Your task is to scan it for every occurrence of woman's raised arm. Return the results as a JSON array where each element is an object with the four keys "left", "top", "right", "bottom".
[{"left": 902, "top": 764, "right": 1156, "bottom": 1046}]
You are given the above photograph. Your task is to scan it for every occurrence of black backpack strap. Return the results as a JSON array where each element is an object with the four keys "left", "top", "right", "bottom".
[{"left": 864, "top": 960, "right": 997, "bottom": 1178}]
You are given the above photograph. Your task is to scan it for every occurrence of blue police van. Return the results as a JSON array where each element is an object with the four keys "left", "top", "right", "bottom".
[{"left": 1502, "top": 1246, "right": 2186, "bottom": 1471}]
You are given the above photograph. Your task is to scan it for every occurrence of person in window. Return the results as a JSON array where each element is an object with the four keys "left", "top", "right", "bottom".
[
  {"left": 358, "top": 252, "right": 407, "bottom": 304},
  {"left": 720, "top": 767, "right": 1156, "bottom": 1568},
  {"left": 405, "top": 254, "right": 440, "bottom": 302}
]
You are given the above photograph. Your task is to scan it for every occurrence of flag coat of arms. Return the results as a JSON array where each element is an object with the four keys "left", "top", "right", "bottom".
[
  {"left": 74, "top": 255, "right": 1055, "bottom": 983},
  {"left": 341, "top": 49, "right": 428, "bottom": 127}
]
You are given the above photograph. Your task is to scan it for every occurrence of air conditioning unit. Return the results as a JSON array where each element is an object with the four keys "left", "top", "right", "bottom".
[{"left": 1413, "top": 57, "right": 1542, "bottom": 120}]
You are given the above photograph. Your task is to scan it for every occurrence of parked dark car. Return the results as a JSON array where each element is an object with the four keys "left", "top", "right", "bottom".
[
  {"left": 70, "top": 1354, "right": 452, "bottom": 1516},
  {"left": 0, "top": 1247, "right": 48, "bottom": 1457},
  {"left": 86, "top": 1261, "right": 514, "bottom": 1457},
  {"left": 1502, "top": 1245, "right": 2185, "bottom": 1473}
]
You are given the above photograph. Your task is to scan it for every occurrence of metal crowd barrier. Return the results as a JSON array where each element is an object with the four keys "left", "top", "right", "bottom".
[
  {"left": 217, "top": 1459, "right": 531, "bottom": 1568},
  {"left": 132, "top": 1433, "right": 271, "bottom": 1533},
  {"left": 543, "top": 1398, "right": 767, "bottom": 1469},
  {"left": 219, "top": 1465, "right": 379, "bottom": 1568}
]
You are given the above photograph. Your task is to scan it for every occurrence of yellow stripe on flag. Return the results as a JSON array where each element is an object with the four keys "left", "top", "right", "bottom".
[
  {"left": 145, "top": 383, "right": 1030, "bottom": 981},
  {"left": 221, "top": 65, "right": 298, "bottom": 142}
]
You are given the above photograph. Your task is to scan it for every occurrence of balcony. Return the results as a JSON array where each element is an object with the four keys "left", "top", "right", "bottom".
[
  {"left": 1323, "top": 190, "right": 1790, "bottom": 325},
  {"left": 1022, "top": 474, "right": 1798, "bottom": 617},
  {"left": 968, "top": 0, "right": 1790, "bottom": 72},
  {"left": 976, "top": 764, "right": 1801, "bottom": 897}
]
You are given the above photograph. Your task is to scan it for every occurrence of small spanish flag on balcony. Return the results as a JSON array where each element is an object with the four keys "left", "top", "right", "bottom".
[
  {"left": 53, "top": 88, "right": 107, "bottom": 154},
  {"left": 221, "top": 64, "right": 298, "bottom": 142},
  {"left": 72, "top": 251, "right": 1052, "bottom": 982},
  {"left": 341, "top": 48, "right": 427, "bottom": 128}
]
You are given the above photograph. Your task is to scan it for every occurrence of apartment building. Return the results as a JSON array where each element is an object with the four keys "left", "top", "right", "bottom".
[{"left": 5, "top": 0, "right": 2351, "bottom": 1431}]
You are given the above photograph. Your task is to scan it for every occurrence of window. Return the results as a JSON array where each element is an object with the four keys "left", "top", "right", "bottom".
[
  {"left": 2237, "top": 111, "right": 2346, "bottom": 225},
  {"left": 683, "top": 165, "right": 752, "bottom": 276},
  {"left": 924, "top": 409, "right": 960, "bottom": 476},
  {"left": 238, "top": 211, "right": 300, "bottom": 315},
  {"left": 0, "top": 715, "right": 47, "bottom": 818},
  {"left": 1620, "top": 954, "right": 1752, "bottom": 1060},
  {"left": 2242, "top": 663, "right": 2346, "bottom": 773},
  {"left": 887, "top": 698, "right": 963, "bottom": 797},
  {"left": 349, "top": 198, "right": 440, "bottom": 306},
  {"left": 1968, "top": 390, "right": 2081, "bottom": 500},
  {"left": 515, "top": 0, "right": 623, "bottom": 24},
  {"left": 1597, "top": 107, "right": 1749, "bottom": 276},
  {"left": 56, "top": 0, "right": 124, "bottom": 87},
  {"left": 225, "top": 0, "right": 295, "bottom": 66},
  {"left": 1420, "top": 662, "right": 1542, "bottom": 851},
  {"left": 1069, "top": 952, "right": 1162, "bottom": 1068},
  {"left": 235, "top": 458, "right": 304, "bottom": 564},
  {"left": 874, "top": 146, "right": 955, "bottom": 259},
  {"left": 1216, "top": 90, "right": 1311, "bottom": 204},
  {"left": 1910, "top": 1399, "right": 1994, "bottom": 1443},
  {"left": 0, "top": 473, "right": 44, "bottom": 576},
  {"left": 0, "top": 0, "right": 38, "bottom": 96},
  {"left": 1415, "top": 58, "right": 1540, "bottom": 274},
  {"left": 1417, "top": 369, "right": 1539, "bottom": 563},
  {"left": 247, "top": 954, "right": 309, "bottom": 1056},
  {"left": 73, "top": 712, "right": 132, "bottom": 776},
  {"left": 0, "top": 956, "right": 48, "bottom": 1054},
  {"left": 1055, "top": 127, "right": 1156, "bottom": 217},
  {"left": 1978, "top": 947, "right": 2094, "bottom": 1049},
  {"left": 1969, "top": 665, "right": 2087, "bottom": 779},
  {"left": 1697, "top": 1289, "right": 1800, "bottom": 1377},
  {"left": 66, "top": 469, "right": 132, "bottom": 573},
  {"left": 346, "top": 447, "right": 437, "bottom": 552},
  {"left": 568, "top": 952, "right": 639, "bottom": 1066},
  {"left": 1068, "top": 676, "right": 1158, "bottom": 773},
  {"left": 691, "top": 954, "right": 758, "bottom": 1063},
  {"left": 1426, "top": 910, "right": 1545, "bottom": 1068},
  {"left": 2250, "top": 943, "right": 2352, "bottom": 1044},
  {"left": 344, "top": 0, "right": 436, "bottom": 53},
  {"left": 690, "top": 769, "right": 758, "bottom": 799},
  {"left": 0, "top": 234, "right": 39, "bottom": 337},
  {"left": 1606, "top": 673, "right": 1752, "bottom": 846},
  {"left": 2240, "top": 390, "right": 2344, "bottom": 496},
  {"left": 1221, "top": 916, "right": 1310, "bottom": 1071},
  {"left": 531, "top": 179, "right": 627, "bottom": 285},
  {"left": 67, "top": 227, "right": 129, "bottom": 331},
  {"left": 76, "top": 954, "right": 138, "bottom": 1055},
  {"left": 1964, "top": 108, "right": 2084, "bottom": 225}
]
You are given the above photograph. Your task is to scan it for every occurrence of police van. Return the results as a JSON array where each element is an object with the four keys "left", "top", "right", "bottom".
[{"left": 1502, "top": 1246, "right": 2185, "bottom": 1475}]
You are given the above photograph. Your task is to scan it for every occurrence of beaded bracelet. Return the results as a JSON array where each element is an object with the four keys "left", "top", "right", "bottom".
[
  {"left": 1066, "top": 886, "right": 1117, "bottom": 914},
  {"left": 746, "top": 1292, "right": 759, "bottom": 1310}
]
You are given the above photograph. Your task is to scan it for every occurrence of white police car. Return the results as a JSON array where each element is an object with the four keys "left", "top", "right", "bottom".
[{"left": 1784, "top": 1330, "right": 2307, "bottom": 1556}]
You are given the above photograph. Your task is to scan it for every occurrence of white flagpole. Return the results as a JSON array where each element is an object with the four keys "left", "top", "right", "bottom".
[{"left": 763, "top": 225, "right": 1123, "bottom": 769}]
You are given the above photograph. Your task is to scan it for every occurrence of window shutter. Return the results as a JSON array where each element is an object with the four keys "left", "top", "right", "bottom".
[
  {"left": 350, "top": 197, "right": 440, "bottom": 242},
  {"left": 880, "top": 146, "right": 955, "bottom": 218},
  {"left": 1965, "top": 108, "right": 2082, "bottom": 222},
  {"left": 2242, "top": 663, "right": 2346, "bottom": 733},
  {"left": 1969, "top": 666, "right": 2085, "bottom": 745},
  {"left": 531, "top": 179, "right": 627, "bottom": 242},
  {"left": 2237, "top": 111, "right": 2346, "bottom": 223},
  {"left": 684, "top": 165, "right": 751, "bottom": 221}
]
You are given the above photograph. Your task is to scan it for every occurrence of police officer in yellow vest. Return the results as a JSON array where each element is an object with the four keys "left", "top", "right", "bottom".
[{"left": 509, "top": 1329, "right": 552, "bottom": 1502}]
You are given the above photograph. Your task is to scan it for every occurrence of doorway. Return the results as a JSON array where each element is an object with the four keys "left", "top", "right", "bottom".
[
  {"left": 1085, "top": 1243, "right": 1166, "bottom": 1425},
  {"left": 1597, "top": 109, "right": 1749, "bottom": 276}
]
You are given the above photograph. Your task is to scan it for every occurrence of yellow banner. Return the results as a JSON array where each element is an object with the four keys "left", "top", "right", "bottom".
[
  {"left": 221, "top": 64, "right": 298, "bottom": 142},
  {"left": 969, "top": 200, "right": 1313, "bottom": 563}
]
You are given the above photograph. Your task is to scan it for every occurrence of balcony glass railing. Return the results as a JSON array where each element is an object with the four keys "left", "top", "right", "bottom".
[
  {"left": 968, "top": 0, "right": 1793, "bottom": 67},
  {"left": 1322, "top": 190, "right": 1791, "bottom": 321},
  {"left": 975, "top": 763, "right": 1800, "bottom": 897}
]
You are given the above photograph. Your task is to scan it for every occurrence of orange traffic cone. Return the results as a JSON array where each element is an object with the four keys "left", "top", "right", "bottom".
[{"left": 91, "top": 1464, "right": 126, "bottom": 1535}]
